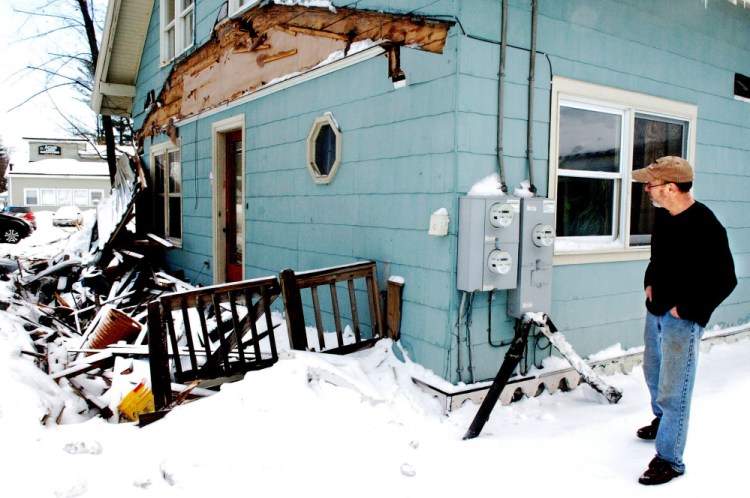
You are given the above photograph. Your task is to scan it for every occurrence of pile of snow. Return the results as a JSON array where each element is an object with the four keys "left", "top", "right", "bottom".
[{"left": 1, "top": 205, "right": 749, "bottom": 496}]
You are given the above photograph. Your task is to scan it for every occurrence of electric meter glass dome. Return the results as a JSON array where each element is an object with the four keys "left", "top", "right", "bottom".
[
  {"left": 489, "top": 203, "right": 514, "bottom": 228},
  {"left": 487, "top": 249, "right": 513, "bottom": 274},
  {"left": 533, "top": 224, "right": 555, "bottom": 247}
]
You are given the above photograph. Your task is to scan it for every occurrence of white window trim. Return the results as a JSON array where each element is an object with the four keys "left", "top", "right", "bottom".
[
  {"left": 306, "top": 113, "right": 342, "bottom": 185},
  {"left": 160, "top": 0, "right": 194, "bottom": 65},
  {"left": 151, "top": 140, "right": 183, "bottom": 247},
  {"left": 548, "top": 77, "right": 698, "bottom": 266}
]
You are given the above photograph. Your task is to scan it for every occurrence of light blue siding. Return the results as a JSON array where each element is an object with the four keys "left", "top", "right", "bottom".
[{"left": 132, "top": 0, "right": 750, "bottom": 384}]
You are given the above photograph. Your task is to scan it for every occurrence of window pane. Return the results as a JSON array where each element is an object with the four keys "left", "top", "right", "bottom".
[
  {"left": 41, "top": 189, "right": 56, "bottom": 205},
  {"left": 25, "top": 189, "right": 39, "bottom": 205},
  {"left": 556, "top": 177, "right": 614, "bottom": 237},
  {"left": 632, "top": 116, "right": 686, "bottom": 170},
  {"left": 629, "top": 116, "right": 686, "bottom": 244},
  {"left": 165, "top": 26, "right": 175, "bottom": 60},
  {"left": 155, "top": 153, "right": 166, "bottom": 194},
  {"left": 168, "top": 151, "right": 181, "bottom": 193},
  {"left": 559, "top": 106, "right": 621, "bottom": 173},
  {"left": 74, "top": 190, "right": 88, "bottom": 206},
  {"left": 90, "top": 191, "right": 103, "bottom": 206},
  {"left": 57, "top": 189, "right": 72, "bottom": 206},
  {"left": 168, "top": 197, "right": 181, "bottom": 239},
  {"left": 155, "top": 195, "right": 166, "bottom": 237},
  {"left": 164, "top": 0, "right": 175, "bottom": 22},
  {"left": 180, "top": 11, "right": 193, "bottom": 51},
  {"left": 314, "top": 124, "right": 336, "bottom": 175}
]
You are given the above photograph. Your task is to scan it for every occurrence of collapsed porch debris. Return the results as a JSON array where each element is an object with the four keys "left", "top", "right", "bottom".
[
  {"left": 4, "top": 178, "right": 403, "bottom": 427},
  {"left": 0, "top": 151, "right": 202, "bottom": 425}
]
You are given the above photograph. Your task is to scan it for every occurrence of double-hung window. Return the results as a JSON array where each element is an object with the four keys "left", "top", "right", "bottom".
[
  {"left": 41, "top": 189, "right": 56, "bottom": 206},
  {"left": 161, "top": 0, "right": 194, "bottom": 64},
  {"left": 549, "top": 77, "right": 697, "bottom": 264},
  {"left": 24, "top": 189, "right": 39, "bottom": 206},
  {"left": 152, "top": 142, "right": 182, "bottom": 245}
]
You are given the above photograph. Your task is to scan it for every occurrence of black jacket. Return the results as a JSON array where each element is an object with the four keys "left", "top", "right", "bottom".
[{"left": 644, "top": 201, "right": 737, "bottom": 327}]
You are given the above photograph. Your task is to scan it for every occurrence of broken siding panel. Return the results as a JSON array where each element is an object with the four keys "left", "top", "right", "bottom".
[
  {"left": 247, "top": 4, "right": 451, "bottom": 51},
  {"left": 136, "top": 4, "right": 452, "bottom": 141}
]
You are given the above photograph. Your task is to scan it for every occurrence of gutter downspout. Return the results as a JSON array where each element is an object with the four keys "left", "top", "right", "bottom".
[
  {"left": 496, "top": 0, "right": 509, "bottom": 193},
  {"left": 526, "top": 0, "right": 538, "bottom": 195}
]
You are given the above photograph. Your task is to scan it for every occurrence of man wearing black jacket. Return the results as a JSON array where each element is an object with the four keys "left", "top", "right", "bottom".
[{"left": 631, "top": 156, "right": 737, "bottom": 485}]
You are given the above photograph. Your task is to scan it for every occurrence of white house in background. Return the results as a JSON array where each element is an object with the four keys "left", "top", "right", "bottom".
[{"left": 6, "top": 138, "right": 113, "bottom": 212}]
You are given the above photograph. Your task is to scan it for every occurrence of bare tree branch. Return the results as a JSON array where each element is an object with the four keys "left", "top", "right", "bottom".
[{"left": 6, "top": 82, "right": 77, "bottom": 113}]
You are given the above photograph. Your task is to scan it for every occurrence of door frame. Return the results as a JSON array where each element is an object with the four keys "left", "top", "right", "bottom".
[{"left": 211, "top": 114, "right": 245, "bottom": 283}]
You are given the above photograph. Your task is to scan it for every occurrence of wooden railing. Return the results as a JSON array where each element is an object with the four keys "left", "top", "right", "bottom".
[
  {"left": 280, "top": 261, "right": 388, "bottom": 354},
  {"left": 147, "top": 261, "right": 403, "bottom": 410},
  {"left": 147, "top": 276, "right": 281, "bottom": 409}
]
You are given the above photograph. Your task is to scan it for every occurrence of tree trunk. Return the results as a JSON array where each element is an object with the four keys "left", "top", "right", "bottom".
[{"left": 78, "top": 0, "right": 117, "bottom": 185}]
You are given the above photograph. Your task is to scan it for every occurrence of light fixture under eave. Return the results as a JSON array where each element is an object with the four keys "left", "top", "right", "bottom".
[
  {"left": 387, "top": 44, "right": 408, "bottom": 89},
  {"left": 392, "top": 69, "right": 407, "bottom": 89}
]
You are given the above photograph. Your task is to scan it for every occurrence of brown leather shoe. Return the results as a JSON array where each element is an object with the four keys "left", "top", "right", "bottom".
[
  {"left": 637, "top": 417, "right": 660, "bottom": 440},
  {"left": 638, "top": 457, "right": 683, "bottom": 485}
]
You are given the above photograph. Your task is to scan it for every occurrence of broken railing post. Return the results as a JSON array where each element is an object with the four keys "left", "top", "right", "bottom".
[
  {"left": 530, "top": 313, "right": 623, "bottom": 404},
  {"left": 386, "top": 278, "right": 404, "bottom": 341},
  {"left": 147, "top": 300, "right": 171, "bottom": 410},
  {"left": 279, "top": 268, "right": 308, "bottom": 351},
  {"left": 463, "top": 313, "right": 623, "bottom": 440},
  {"left": 463, "top": 314, "right": 534, "bottom": 440}
]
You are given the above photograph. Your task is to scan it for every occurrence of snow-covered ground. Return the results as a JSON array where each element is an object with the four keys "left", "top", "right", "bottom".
[{"left": 1, "top": 210, "right": 749, "bottom": 497}]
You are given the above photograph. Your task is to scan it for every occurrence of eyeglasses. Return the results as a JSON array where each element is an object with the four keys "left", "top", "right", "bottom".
[{"left": 645, "top": 182, "right": 669, "bottom": 190}]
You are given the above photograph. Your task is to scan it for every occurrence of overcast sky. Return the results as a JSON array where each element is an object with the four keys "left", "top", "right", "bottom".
[{"left": 0, "top": 1, "right": 104, "bottom": 163}]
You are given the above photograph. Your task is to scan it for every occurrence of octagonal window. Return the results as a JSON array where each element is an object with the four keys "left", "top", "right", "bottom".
[{"left": 306, "top": 114, "right": 342, "bottom": 184}]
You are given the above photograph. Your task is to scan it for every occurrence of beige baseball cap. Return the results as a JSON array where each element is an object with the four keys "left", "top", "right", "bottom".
[{"left": 632, "top": 156, "right": 694, "bottom": 183}]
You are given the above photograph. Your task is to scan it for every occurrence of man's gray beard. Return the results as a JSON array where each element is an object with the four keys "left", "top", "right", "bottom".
[{"left": 651, "top": 200, "right": 662, "bottom": 208}]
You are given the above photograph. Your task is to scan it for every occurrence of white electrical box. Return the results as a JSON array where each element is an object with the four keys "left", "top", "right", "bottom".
[
  {"left": 429, "top": 211, "right": 450, "bottom": 236},
  {"left": 457, "top": 196, "right": 521, "bottom": 292},
  {"left": 507, "top": 197, "right": 556, "bottom": 318}
]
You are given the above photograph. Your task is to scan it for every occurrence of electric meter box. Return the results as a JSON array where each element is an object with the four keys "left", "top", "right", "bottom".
[
  {"left": 507, "top": 197, "right": 556, "bottom": 318},
  {"left": 457, "top": 195, "right": 521, "bottom": 292}
]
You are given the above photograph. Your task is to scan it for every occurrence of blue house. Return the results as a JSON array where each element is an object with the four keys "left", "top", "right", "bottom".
[{"left": 92, "top": 0, "right": 749, "bottom": 386}]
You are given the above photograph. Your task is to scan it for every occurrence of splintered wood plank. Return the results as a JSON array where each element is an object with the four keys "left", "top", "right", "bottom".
[{"left": 50, "top": 351, "right": 115, "bottom": 381}]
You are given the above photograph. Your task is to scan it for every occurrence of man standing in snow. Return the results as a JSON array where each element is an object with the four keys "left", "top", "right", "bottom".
[{"left": 631, "top": 156, "right": 736, "bottom": 485}]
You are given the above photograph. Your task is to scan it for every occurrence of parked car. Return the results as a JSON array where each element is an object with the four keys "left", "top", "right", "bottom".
[
  {"left": 52, "top": 206, "right": 84, "bottom": 227},
  {"left": 2, "top": 205, "right": 37, "bottom": 229},
  {"left": 0, "top": 212, "right": 34, "bottom": 244}
]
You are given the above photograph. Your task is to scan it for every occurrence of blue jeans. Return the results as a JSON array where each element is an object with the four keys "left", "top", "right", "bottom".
[{"left": 643, "top": 311, "right": 704, "bottom": 473}]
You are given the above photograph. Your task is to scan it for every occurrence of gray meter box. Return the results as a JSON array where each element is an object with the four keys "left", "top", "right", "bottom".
[
  {"left": 507, "top": 197, "right": 556, "bottom": 318},
  {"left": 457, "top": 195, "right": 521, "bottom": 292}
]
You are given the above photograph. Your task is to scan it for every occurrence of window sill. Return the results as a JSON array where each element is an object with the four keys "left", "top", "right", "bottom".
[{"left": 553, "top": 247, "right": 650, "bottom": 266}]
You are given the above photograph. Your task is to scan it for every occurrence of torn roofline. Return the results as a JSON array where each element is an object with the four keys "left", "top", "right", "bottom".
[
  {"left": 169, "top": 42, "right": 388, "bottom": 131},
  {"left": 135, "top": 3, "right": 454, "bottom": 142},
  {"left": 228, "top": 3, "right": 454, "bottom": 54}
]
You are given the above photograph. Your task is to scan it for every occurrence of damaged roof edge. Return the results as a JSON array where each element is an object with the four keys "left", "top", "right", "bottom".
[
  {"left": 92, "top": 0, "right": 153, "bottom": 116},
  {"left": 95, "top": 2, "right": 453, "bottom": 124},
  {"left": 174, "top": 42, "right": 388, "bottom": 129}
]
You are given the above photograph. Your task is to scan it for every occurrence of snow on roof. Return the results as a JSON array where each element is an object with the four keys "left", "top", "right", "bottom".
[{"left": 9, "top": 158, "right": 109, "bottom": 177}]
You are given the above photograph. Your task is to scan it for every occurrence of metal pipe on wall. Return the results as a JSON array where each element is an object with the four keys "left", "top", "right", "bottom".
[
  {"left": 496, "top": 0, "right": 509, "bottom": 193},
  {"left": 526, "top": 0, "right": 538, "bottom": 195}
]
